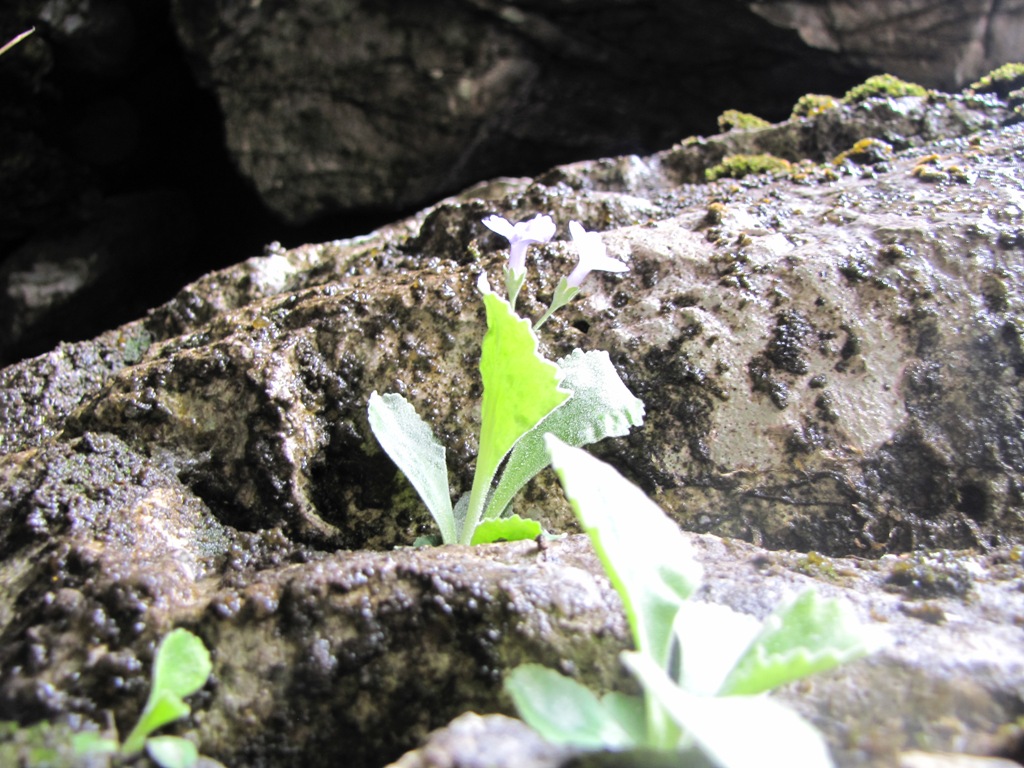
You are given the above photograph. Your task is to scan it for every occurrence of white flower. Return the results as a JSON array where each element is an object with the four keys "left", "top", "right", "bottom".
[
  {"left": 482, "top": 214, "right": 556, "bottom": 274},
  {"left": 565, "top": 221, "right": 628, "bottom": 288}
]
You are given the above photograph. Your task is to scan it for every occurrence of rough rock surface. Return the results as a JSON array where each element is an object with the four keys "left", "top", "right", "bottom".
[
  {"left": 2, "top": 86, "right": 1024, "bottom": 766},
  {"left": 751, "top": 0, "right": 1024, "bottom": 90},
  {"left": 168, "top": 0, "right": 1024, "bottom": 224}
]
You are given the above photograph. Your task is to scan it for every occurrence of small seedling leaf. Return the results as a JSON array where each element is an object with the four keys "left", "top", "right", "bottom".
[
  {"left": 122, "top": 691, "right": 190, "bottom": 755},
  {"left": 622, "top": 652, "right": 834, "bottom": 768},
  {"left": 146, "top": 736, "right": 200, "bottom": 768},
  {"left": 504, "top": 664, "right": 635, "bottom": 748},
  {"left": 470, "top": 514, "right": 543, "bottom": 544},
  {"left": 368, "top": 391, "right": 456, "bottom": 544},
  {"left": 152, "top": 628, "right": 213, "bottom": 700},
  {"left": 546, "top": 436, "right": 701, "bottom": 668},
  {"left": 122, "top": 629, "right": 211, "bottom": 755},
  {"left": 486, "top": 349, "right": 645, "bottom": 520},
  {"left": 719, "top": 589, "right": 882, "bottom": 696}
]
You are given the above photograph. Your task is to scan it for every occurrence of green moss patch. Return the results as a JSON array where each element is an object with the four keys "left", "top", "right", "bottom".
[
  {"left": 706, "top": 154, "right": 792, "bottom": 181},
  {"left": 970, "top": 63, "right": 1024, "bottom": 99},
  {"left": 842, "top": 74, "right": 928, "bottom": 104}
]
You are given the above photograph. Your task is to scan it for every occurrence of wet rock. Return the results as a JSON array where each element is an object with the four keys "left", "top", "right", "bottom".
[{"left": 2, "top": 83, "right": 1024, "bottom": 766}]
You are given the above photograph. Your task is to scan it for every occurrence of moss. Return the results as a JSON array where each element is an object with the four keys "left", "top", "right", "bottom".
[
  {"left": 841, "top": 74, "right": 928, "bottom": 104},
  {"left": 795, "top": 550, "right": 839, "bottom": 580},
  {"left": 706, "top": 154, "right": 792, "bottom": 181},
  {"left": 969, "top": 63, "right": 1024, "bottom": 99},
  {"left": 831, "top": 138, "right": 894, "bottom": 166},
  {"left": 791, "top": 93, "right": 840, "bottom": 119},
  {"left": 717, "top": 109, "right": 771, "bottom": 132},
  {"left": 885, "top": 551, "right": 973, "bottom": 599}
]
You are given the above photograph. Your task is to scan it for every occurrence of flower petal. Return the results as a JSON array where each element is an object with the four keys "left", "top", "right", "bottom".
[{"left": 482, "top": 215, "right": 516, "bottom": 239}]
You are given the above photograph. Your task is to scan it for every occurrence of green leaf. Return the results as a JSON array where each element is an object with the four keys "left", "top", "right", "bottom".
[
  {"left": 146, "top": 736, "right": 199, "bottom": 768},
  {"left": 122, "top": 629, "right": 211, "bottom": 755},
  {"left": 368, "top": 391, "right": 456, "bottom": 544},
  {"left": 719, "top": 589, "right": 882, "bottom": 696},
  {"left": 70, "top": 731, "right": 119, "bottom": 756},
  {"left": 460, "top": 277, "right": 570, "bottom": 544},
  {"left": 504, "top": 664, "right": 635, "bottom": 749},
  {"left": 123, "top": 691, "right": 190, "bottom": 755},
  {"left": 470, "top": 514, "right": 543, "bottom": 544},
  {"left": 545, "top": 436, "right": 701, "bottom": 668},
  {"left": 671, "top": 602, "right": 761, "bottom": 696},
  {"left": 601, "top": 692, "right": 648, "bottom": 746},
  {"left": 485, "top": 348, "right": 645, "bottom": 520},
  {"left": 152, "top": 629, "right": 213, "bottom": 700},
  {"left": 622, "top": 652, "right": 835, "bottom": 768}
]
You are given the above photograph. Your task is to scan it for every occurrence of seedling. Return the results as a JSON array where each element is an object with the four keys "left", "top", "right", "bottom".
[
  {"left": 368, "top": 216, "right": 643, "bottom": 546},
  {"left": 73, "top": 628, "right": 214, "bottom": 768},
  {"left": 505, "top": 437, "right": 884, "bottom": 767}
]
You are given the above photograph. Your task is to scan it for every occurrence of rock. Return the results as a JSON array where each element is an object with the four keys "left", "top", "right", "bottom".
[
  {"left": 0, "top": 191, "right": 197, "bottom": 366},
  {"left": 167, "top": 0, "right": 1024, "bottom": 224},
  {"left": 2, "top": 84, "right": 1024, "bottom": 766},
  {"left": 750, "top": 0, "right": 1024, "bottom": 91}
]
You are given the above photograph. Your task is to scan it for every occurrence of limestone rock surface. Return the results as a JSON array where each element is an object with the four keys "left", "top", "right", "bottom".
[{"left": 2, "top": 85, "right": 1024, "bottom": 766}]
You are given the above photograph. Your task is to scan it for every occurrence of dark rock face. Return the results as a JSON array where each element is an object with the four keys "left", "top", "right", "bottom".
[
  {"left": 751, "top": 0, "right": 1024, "bottom": 91},
  {"left": 166, "top": 0, "right": 867, "bottom": 224},
  {"left": 3, "top": 82, "right": 1024, "bottom": 766}
]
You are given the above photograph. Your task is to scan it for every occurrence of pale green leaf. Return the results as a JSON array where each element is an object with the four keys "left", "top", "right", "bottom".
[
  {"left": 601, "top": 691, "right": 648, "bottom": 746},
  {"left": 146, "top": 736, "right": 199, "bottom": 768},
  {"left": 368, "top": 391, "right": 456, "bottom": 544},
  {"left": 461, "top": 278, "right": 569, "bottom": 543},
  {"left": 622, "top": 652, "right": 835, "bottom": 768},
  {"left": 672, "top": 602, "right": 761, "bottom": 696},
  {"left": 470, "top": 514, "right": 542, "bottom": 544},
  {"left": 545, "top": 436, "right": 701, "bottom": 668},
  {"left": 152, "top": 629, "right": 212, "bottom": 700},
  {"left": 504, "top": 664, "right": 635, "bottom": 749},
  {"left": 122, "top": 691, "right": 190, "bottom": 755},
  {"left": 720, "top": 589, "right": 882, "bottom": 696},
  {"left": 122, "top": 629, "right": 211, "bottom": 755},
  {"left": 485, "top": 348, "right": 645, "bottom": 520},
  {"left": 70, "top": 731, "right": 119, "bottom": 756}
]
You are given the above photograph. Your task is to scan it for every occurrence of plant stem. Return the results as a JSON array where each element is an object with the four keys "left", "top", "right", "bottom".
[{"left": 459, "top": 462, "right": 492, "bottom": 545}]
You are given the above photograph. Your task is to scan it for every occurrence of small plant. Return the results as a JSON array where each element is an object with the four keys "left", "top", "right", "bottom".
[
  {"left": 73, "top": 628, "right": 214, "bottom": 767},
  {"left": 505, "top": 437, "right": 883, "bottom": 767},
  {"left": 368, "top": 215, "right": 643, "bottom": 546}
]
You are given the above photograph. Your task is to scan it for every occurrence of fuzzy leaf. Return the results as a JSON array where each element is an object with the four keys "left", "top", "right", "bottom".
[
  {"left": 485, "top": 348, "right": 645, "bottom": 520},
  {"left": 470, "top": 514, "right": 543, "bottom": 544},
  {"left": 461, "top": 277, "right": 569, "bottom": 543},
  {"left": 368, "top": 391, "right": 456, "bottom": 544},
  {"left": 671, "top": 602, "right": 761, "bottom": 696},
  {"left": 505, "top": 664, "right": 636, "bottom": 749},
  {"left": 146, "top": 736, "right": 199, "bottom": 768},
  {"left": 622, "top": 652, "right": 835, "bottom": 768},
  {"left": 719, "top": 589, "right": 882, "bottom": 696},
  {"left": 545, "top": 436, "right": 701, "bottom": 669}
]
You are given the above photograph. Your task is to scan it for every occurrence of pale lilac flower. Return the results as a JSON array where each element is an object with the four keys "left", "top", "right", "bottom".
[
  {"left": 565, "top": 220, "right": 629, "bottom": 288},
  {"left": 482, "top": 214, "right": 556, "bottom": 274}
]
